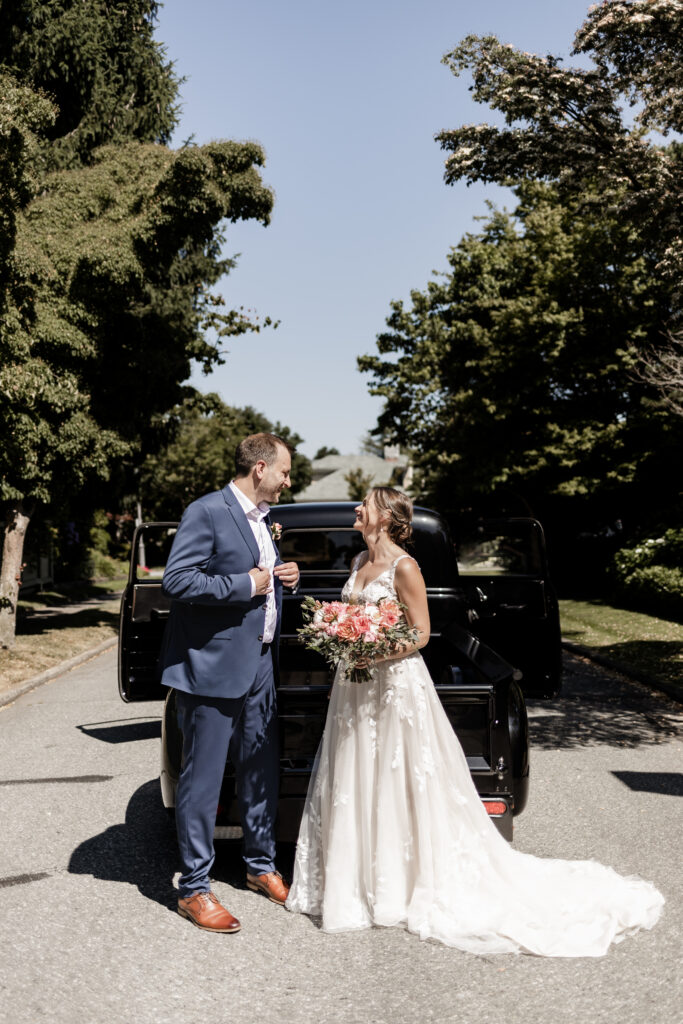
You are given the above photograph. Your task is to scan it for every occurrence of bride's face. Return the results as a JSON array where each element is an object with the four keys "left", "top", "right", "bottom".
[{"left": 353, "top": 493, "right": 385, "bottom": 536}]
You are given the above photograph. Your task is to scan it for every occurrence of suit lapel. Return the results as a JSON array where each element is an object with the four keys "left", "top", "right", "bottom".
[{"left": 222, "top": 486, "right": 261, "bottom": 564}]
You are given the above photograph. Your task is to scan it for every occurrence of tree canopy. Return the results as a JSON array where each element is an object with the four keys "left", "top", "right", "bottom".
[
  {"left": 361, "top": 1, "right": 683, "bottom": 565},
  {"left": 0, "top": 0, "right": 179, "bottom": 169},
  {"left": 1, "top": 138, "right": 274, "bottom": 509},
  {"left": 0, "top": 4, "right": 278, "bottom": 646},
  {"left": 138, "top": 395, "right": 312, "bottom": 519},
  {"left": 359, "top": 184, "right": 683, "bottom": 531},
  {"left": 437, "top": 0, "right": 683, "bottom": 296}
]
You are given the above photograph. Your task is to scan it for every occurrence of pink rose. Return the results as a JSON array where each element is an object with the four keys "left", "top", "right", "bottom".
[
  {"left": 323, "top": 600, "right": 348, "bottom": 622},
  {"left": 337, "top": 618, "right": 363, "bottom": 641},
  {"left": 352, "top": 612, "right": 375, "bottom": 636},
  {"left": 378, "top": 599, "right": 401, "bottom": 627}
]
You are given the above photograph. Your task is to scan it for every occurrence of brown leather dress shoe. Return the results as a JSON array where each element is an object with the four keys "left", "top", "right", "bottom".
[
  {"left": 177, "top": 891, "right": 241, "bottom": 933},
  {"left": 246, "top": 871, "right": 290, "bottom": 906}
]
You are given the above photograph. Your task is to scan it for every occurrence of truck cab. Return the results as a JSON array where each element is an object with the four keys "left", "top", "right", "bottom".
[{"left": 119, "top": 503, "right": 560, "bottom": 841}]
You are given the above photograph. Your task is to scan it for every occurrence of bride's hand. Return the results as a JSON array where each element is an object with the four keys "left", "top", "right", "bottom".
[{"left": 354, "top": 656, "right": 373, "bottom": 669}]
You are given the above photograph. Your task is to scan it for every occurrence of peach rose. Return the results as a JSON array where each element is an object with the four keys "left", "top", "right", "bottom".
[
  {"left": 378, "top": 599, "right": 401, "bottom": 627},
  {"left": 336, "top": 617, "right": 363, "bottom": 641},
  {"left": 352, "top": 612, "right": 376, "bottom": 636},
  {"left": 322, "top": 600, "right": 346, "bottom": 622}
]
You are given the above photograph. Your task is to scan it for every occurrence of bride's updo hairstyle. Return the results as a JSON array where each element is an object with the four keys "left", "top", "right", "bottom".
[{"left": 371, "top": 487, "right": 413, "bottom": 546}]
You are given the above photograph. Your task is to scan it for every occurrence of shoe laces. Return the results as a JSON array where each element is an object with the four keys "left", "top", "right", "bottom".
[{"left": 194, "top": 891, "right": 217, "bottom": 907}]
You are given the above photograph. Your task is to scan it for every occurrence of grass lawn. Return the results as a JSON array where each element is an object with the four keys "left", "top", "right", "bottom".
[
  {"left": 0, "top": 579, "right": 126, "bottom": 693},
  {"left": 560, "top": 599, "right": 683, "bottom": 696}
]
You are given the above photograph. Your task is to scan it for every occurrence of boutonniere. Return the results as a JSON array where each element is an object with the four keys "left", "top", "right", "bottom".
[{"left": 270, "top": 522, "right": 282, "bottom": 542}]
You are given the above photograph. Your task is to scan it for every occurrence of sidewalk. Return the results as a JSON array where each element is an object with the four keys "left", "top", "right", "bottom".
[
  {"left": 0, "top": 636, "right": 117, "bottom": 709},
  {"left": 0, "top": 584, "right": 122, "bottom": 707}
]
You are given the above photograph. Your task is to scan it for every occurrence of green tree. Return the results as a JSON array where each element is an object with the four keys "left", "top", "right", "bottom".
[
  {"left": 0, "top": 71, "right": 54, "bottom": 297},
  {"left": 344, "top": 468, "right": 375, "bottom": 502},
  {"left": 0, "top": 73, "right": 106, "bottom": 640},
  {"left": 359, "top": 0, "right": 683, "bottom": 592},
  {"left": 360, "top": 432, "right": 385, "bottom": 457},
  {"left": 0, "top": 0, "right": 179, "bottom": 170},
  {"left": 437, "top": 1, "right": 683, "bottom": 316},
  {"left": 0, "top": 137, "right": 274, "bottom": 647},
  {"left": 137, "top": 395, "right": 312, "bottom": 519},
  {"left": 313, "top": 446, "right": 340, "bottom": 460},
  {"left": 0, "top": 8, "right": 277, "bottom": 647},
  {"left": 359, "top": 185, "right": 682, "bottom": 534}
]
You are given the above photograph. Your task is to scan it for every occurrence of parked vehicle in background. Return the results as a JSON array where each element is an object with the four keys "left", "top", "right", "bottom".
[{"left": 119, "top": 503, "right": 562, "bottom": 841}]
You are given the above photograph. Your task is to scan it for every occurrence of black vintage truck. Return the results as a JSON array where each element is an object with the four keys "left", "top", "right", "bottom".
[{"left": 118, "top": 502, "right": 561, "bottom": 841}]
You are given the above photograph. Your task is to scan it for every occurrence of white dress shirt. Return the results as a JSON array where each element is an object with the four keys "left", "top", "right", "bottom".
[{"left": 229, "top": 481, "right": 277, "bottom": 643}]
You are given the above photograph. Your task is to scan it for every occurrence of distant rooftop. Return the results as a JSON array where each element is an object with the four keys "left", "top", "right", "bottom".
[{"left": 294, "top": 450, "right": 412, "bottom": 502}]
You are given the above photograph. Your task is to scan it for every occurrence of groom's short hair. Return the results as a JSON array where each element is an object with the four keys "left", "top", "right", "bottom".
[{"left": 234, "top": 433, "right": 292, "bottom": 476}]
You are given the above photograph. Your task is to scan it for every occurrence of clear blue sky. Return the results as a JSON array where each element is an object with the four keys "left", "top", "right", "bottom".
[{"left": 157, "top": 0, "right": 595, "bottom": 457}]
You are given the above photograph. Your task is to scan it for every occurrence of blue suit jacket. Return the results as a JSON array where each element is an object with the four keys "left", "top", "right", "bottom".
[{"left": 159, "top": 485, "right": 282, "bottom": 699}]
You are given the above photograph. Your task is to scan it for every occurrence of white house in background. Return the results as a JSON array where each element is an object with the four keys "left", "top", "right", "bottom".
[{"left": 294, "top": 449, "right": 412, "bottom": 502}]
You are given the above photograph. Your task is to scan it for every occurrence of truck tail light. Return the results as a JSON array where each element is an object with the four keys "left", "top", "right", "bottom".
[{"left": 482, "top": 800, "right": 507, "bottom": 816}]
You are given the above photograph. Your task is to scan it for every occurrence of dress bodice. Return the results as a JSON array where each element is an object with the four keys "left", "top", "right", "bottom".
[{"left": 341, "top": 552, "right": 411, "bottom": 605}]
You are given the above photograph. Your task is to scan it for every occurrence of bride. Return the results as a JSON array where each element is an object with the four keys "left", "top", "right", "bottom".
[{"left": 285, "top": 486, "right": 664, "bottom": 956}]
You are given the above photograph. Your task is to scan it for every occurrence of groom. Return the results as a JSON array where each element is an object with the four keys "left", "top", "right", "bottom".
[{"left": 160, "top": 432, "right": 299, "bottom": 933}]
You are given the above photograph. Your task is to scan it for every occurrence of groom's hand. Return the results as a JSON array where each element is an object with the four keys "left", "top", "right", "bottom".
[
  {"left": 249, "top": 567, "right": 273, "bottom": 595},
  {"left": 274, "top": 561, "right": 299, "bottom": 588}
]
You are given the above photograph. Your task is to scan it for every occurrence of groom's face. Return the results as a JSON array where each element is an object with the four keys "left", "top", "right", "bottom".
[{"left": 257, "top": 444, "right": 292, "bottom": 504}]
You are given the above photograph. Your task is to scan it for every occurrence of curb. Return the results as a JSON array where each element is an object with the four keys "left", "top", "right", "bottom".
[
  {"left": 562, "top": 640, "right": 683, "bottom": 706},
  {"left": 0, "top": 636, "right": 118, "bottom": 709}
]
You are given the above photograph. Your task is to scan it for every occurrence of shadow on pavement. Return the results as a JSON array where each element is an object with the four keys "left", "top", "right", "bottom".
[
  {"left": 68, "top": 779, "right": 178, "bottom": 911},
  {"left": 526, "top": 651, "right": 682, "bottom": 751},
  {"left": 612, "top": 771, "right": 683, "bottom": 796},
  {"left": 18, "top": 607, "right": 120, "bottom": 634},
  {"left": 76, "top": 719, "right": 161, "bottom": 744},
  {"left": 67, "top": 779, "right": 297, "bottom": 912},
  {"left": 210, "top": 839, "right": 297, "bottom": 891}
]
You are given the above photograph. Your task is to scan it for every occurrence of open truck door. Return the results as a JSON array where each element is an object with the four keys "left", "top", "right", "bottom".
[
  {"left": 457, "top": 518, "right": 562, "bottom": 698},
  {"left": 118, "top": 522, "right": 177, "bottom": 702}
]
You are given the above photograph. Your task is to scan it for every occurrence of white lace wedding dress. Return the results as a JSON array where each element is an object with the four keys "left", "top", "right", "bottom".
[{"left": 285, "top": 554, "right": 664, "bottom": 956}]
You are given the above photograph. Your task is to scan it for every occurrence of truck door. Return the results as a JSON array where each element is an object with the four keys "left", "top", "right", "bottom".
[
  {"left": 118, "top": 522, "right": 177, "bottom": 702},
  {"left": 456, "top": 518, "right": 562, "bottom": 698}
]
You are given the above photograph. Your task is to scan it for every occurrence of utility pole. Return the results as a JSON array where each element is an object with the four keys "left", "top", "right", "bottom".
[{"left": 135, "top": 501, "right": 147, "bottom": 573}]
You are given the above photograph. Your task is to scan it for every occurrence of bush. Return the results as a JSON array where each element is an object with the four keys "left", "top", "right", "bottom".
[
  {"left": 85, "top": 548, "right": 128, "bottom": 580},
  {"left": 611, "top": 529, "right": 683, "bottom": 621}
]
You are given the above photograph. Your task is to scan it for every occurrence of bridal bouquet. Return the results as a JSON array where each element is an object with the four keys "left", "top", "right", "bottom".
[{"left": 298, "top": 595, "right": 419, "bottom": 683}]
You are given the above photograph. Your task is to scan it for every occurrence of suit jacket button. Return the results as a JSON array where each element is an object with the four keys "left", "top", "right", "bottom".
[{"left": 258, "top": 635, "right": 263, "bottom": 642}]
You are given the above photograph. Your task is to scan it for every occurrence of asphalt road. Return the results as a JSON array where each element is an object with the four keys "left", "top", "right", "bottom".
[{"left": 0, "top": 649, "right": 681, "bottom": 1024}]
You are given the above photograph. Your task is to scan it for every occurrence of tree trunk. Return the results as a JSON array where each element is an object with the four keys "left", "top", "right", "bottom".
[{"left": 0, "top": 501, "right": 33, "bottom": 650}]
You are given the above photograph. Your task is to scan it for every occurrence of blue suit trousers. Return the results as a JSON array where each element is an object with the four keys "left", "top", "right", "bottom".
[{"left": 174, "top": 646, "right": 279, "bottom": 898}]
